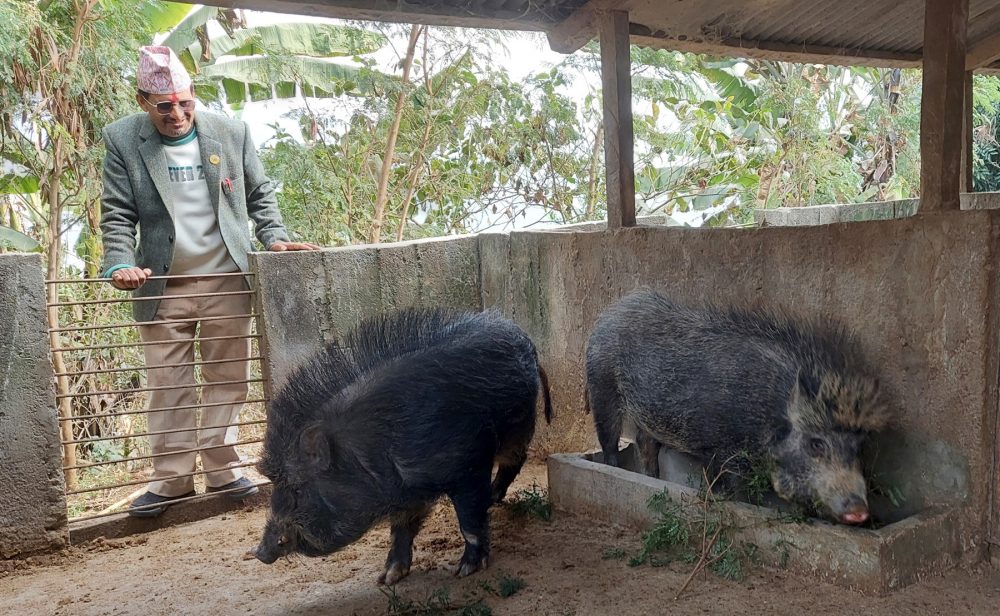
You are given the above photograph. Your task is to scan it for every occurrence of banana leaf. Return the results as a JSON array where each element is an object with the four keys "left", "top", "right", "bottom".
[
  {"left": 160, "top": 5, "right": 220, "bottom": 55},
  {"left": 202, "top": 56, "right": 389, "bottom": 103},
  {"left": 0, "top": 225, "right": 40, "bottom": 252},
  {"left": 142, "top": 1, "right": 196, "bottom": 34},
  {"left": 190, "top": 23, "right": 387, "bottom": 63}
]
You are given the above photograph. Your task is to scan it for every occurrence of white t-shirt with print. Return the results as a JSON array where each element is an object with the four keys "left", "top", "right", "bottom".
[{"left": 163, "top": 134, "right": 239, "bottom": 275}]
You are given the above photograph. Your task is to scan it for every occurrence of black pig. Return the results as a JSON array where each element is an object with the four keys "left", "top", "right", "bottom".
[
  {"left": 254, "top": 308, "right": 552, "bottom": 584},
  {"left": 585, "top": 288, "right": 891, "bottom": 525}
]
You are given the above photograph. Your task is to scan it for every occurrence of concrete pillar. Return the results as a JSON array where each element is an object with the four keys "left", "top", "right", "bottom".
[{"left": 0, "top": 253, "right": 67, "bottom": 558}]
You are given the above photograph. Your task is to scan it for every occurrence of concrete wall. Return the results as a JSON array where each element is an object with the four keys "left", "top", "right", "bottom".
[
  {"left": 482, "top": 211, "right": 1000, "bottom": 561},
  {"left": 248, "top": 211, "right": 1000, "bottom": 563},
  {"left": 0, "top": 254, "right": 67, "bottom": 558},
  {"left": 250, "top": 235, "right": 482, "bottom": 393},
  {"left": 754, "top": 199, "right": 919, "bottom": 226}
]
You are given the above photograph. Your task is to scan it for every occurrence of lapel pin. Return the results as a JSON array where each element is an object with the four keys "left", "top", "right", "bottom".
[{"left": 209, "top": 154, "right": 221, "bottom": 165}]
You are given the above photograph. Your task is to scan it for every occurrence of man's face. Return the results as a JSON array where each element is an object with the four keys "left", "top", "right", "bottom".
[{"left": 137, "top": 88, "right": 196, "bottom": 138}]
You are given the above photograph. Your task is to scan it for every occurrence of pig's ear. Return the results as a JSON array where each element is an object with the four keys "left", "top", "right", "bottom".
[
  {"left": 786, "top": 370, "right": 816, "bottom": 429},
  {"left": 788, "top": 370, "right": 809, "bottom": 408},
  {"left": 299, "top": 422, "right": 331, "bottom": 468}
]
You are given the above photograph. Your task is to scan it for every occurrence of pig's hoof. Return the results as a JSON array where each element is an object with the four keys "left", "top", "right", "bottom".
[
  {"left": 378, "top": 563, "right": 410, "bottom": 586},
  {"left": 453, "top": 555, "right": 489, "bottom": 578}
]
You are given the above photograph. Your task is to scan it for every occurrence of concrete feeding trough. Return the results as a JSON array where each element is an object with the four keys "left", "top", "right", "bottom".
[{"left": 547, "top": 442, "right": 963, "bottom": 595}]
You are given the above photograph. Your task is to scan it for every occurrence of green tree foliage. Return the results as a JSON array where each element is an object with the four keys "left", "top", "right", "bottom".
[
  {"left": 0, "top": 0, "right": 154, "bottom": 270},
  {"left": 261, "top": 28, "right": 604, "bottom": 245},
  {"left": 619, "top": 54, "right": 922, "bottom": 225},
  {"left": 1, "top": 0, "right": 161, "bottom": 490},
  {"left": 972, "top": 75, "right": 1000, "bottom": 192},
  {"left": 262, "top": 34, "right": 932, "bottom": 238}
]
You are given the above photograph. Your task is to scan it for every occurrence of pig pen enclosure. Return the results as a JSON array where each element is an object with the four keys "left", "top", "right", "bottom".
[
  {"left": 242, "top": 210, "right": 1000, "bottom": 597},
  {"left": 4, "top": 210, "right": 1000, "bottom": 613},
  {"left": 4, "top": 0, "right": 1000, "bottom": 612}
]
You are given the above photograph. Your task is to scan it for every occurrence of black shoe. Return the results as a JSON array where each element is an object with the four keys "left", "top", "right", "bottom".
[
  {"left": 128, "top": 490, "right": 195, "bottom": 518},
  {"left": 206, "top": 477, "right": 259, "bottom": 501}
]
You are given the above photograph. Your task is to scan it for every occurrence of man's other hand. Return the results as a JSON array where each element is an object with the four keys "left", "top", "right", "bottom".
[
  {"left": 110, "top": 267, "right": 153, "bottom": 290},
  {"left": 269, "top": 241, "right": 322, "bottom": 252}
]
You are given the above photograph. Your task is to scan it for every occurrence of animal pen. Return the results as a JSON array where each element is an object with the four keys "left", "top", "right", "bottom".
[{"left": 1, "top": 0, "right": 999, "bottom": 602}]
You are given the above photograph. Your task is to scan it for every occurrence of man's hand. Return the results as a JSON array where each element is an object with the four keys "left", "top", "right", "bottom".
[
  {"left": 269, "top": 241, "right": 322, "bottom": 252},
  {"left": 110, "top": 267, "right": 153, "bottom": 290}
]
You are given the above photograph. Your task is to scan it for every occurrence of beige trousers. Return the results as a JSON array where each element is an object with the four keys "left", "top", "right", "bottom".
[{"left": 138, "top": 275, "right": 252, "bottom": 497}]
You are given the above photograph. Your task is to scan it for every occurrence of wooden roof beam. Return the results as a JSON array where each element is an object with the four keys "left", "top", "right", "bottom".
[
  {"left": 546, "top": 0, "right": 642, "bottom": 54},
  {"left": 966, "top": 31, "right": 1000, "bottom": 70},
  {"left": 965, "top": 3, "right": 1000, "bottom": 69},
  {"left": 631, "top": 32, "right": 921, "bottom": 68},
  {"left": 201, "top": 0, "right": 549, "bottom": 32}
]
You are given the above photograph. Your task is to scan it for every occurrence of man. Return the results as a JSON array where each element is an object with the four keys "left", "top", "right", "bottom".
[{"left": 100, "top": 46, "right": 319, "bottom": 517}]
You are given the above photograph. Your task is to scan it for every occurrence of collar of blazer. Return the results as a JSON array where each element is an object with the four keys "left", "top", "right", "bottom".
[{"left": 138, "top": 113, "right": 227, "bottom": 216}]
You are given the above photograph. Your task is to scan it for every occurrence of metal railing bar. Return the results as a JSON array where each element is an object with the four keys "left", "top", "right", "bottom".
[
  {"left": 49, "top": 289, "right": 255, "bottom": 307},
  {"left": 54, "top": 356, "right": 264, "bottom": 378},
  {"left": 47, "top": 272, "right": 255, "bottom": 285},
  {"left": 59, "top": 398, "right": 268, "bottom": 421},
  {"left": 63, "top": 438, "right": 264, "bottom": 471},
  {"left": 65, "top": 459, "right": 262, "bottom": 496},
  {"left": 56, "top": 378, "right": 264, "bottom": 400},
  {"left": 62, "top": 419, "right": 268, "bottom": 446},
  {"left": 50, "top": 313, "right": 258, "bottom": 333},
  {"left": 68, "top": 480, "right": 271, "bottom": 521},
  {"left": 52, "top": 334, "right": 261, "bottom": 353}
]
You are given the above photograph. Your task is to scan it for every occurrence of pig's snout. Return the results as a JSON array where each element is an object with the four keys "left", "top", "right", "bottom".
[
  {"left": 836, "top": 495, "right": 869, "bottom": 525},
  {"left": 842, "top": 511, "right": 869, "bottom": 524},
  {"left": 251, "top": 535, "right": 288, "bottom": 565},
  {"left": 253, "top": 542, "right": 280, "bottom": 564},
  {"left": 812, "top": 466, "right": 871, "bottom": 525}
]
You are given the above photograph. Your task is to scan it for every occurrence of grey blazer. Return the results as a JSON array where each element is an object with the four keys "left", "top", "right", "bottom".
[{"left": 99, "top": 112, "right": 289, "bottom": 322}]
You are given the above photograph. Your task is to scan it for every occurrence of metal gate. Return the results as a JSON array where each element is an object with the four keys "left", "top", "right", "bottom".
[{"left": 45, "top": 272, "right": 270, "bottom": 522}]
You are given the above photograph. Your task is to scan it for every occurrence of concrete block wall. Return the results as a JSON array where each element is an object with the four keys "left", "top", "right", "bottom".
[
  {"left": 754, "top": 199, "right": 919, "bottom": 226},
  {"left": 0, "top": 254, "right": 67, "bottom": 558}
]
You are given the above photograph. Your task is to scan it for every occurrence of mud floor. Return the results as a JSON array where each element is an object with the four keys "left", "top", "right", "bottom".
[{"left": 2, "top": 464, "right": 998, "bottom": 616}]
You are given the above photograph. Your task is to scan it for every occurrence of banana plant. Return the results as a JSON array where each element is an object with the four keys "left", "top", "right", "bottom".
[{"left": 148, "top": 3, "right": 390, "bottom": 108}]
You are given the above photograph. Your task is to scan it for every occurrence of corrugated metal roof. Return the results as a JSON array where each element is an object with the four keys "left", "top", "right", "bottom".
[
  {"left": 624, "top": 0, "right": 1000, "bottom": 70},
  {"left": 214, "top": 0, "right": 1000, "bottom": 70}
]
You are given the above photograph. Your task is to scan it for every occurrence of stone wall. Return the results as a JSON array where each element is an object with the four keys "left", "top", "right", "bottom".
[{"left": 0, "top": 253, "right": 67, "bottom": 558}]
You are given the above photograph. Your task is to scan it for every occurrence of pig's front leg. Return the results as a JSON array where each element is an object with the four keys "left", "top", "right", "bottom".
[{"left": 378, "top": 502, "right": 433, "bottom": 585}]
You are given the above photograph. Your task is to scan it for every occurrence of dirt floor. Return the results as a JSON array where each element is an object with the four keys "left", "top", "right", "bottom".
[{"left": 2, "top": 463, "right": 998, "bottom": 616}]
